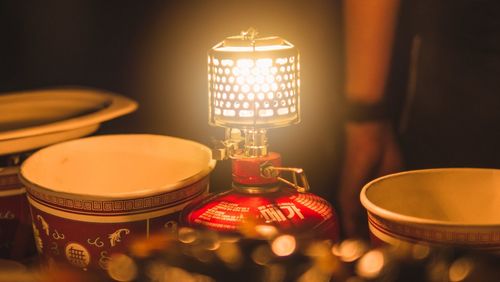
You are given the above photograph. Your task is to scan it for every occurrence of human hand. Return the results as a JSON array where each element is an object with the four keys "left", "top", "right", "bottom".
[{"left": 338, "top": 120, "right": 403, "bottom": 238}]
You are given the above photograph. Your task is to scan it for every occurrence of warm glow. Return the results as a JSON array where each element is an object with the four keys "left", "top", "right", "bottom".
[
  {"left": 256, "top": 58, "right": 273, "bottom": 67},
  {"left": 178, "top": 227, "right": 198, "bottom": 244},
  {"left": 107, "top": 254, "right": 138, "bottom": 282},
  {"left": 412, "top": 244, "right": 430, "bottom": 260},
  {"left": 208, "top": 31, "right": 300, "bottom": 128},
  {"left": 356, "top": 250, "right": 385, "bottom": 279},
  {"left": 251, "top": 245, "right": 273, "bottom": 265},
  {"left": 331, "top": 239, "right": 367, "bottom": 262},
  {"left": 209, "top": 55, "right": 299, "bottom": 120},
  {"left": 254, "top": 224, "right": 278, "bottom": 239},
  {"left": 221, "top": 59, "right": 234, "bottom": 66},
  {"left": 271, "top": 234, "right": 296, "bottom": 257},
  {"left": 449, "top": 258, "right": 473, "bottom": 282},
  {"left": 213, "top": 45, "right": 293, "bottom": 52},
  {"left": 215, "top": 242, "right": 243, "bottom": 268}
]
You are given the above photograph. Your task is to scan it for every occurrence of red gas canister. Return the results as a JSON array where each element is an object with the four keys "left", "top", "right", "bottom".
[{"left": 182, "top": 153, "right": 339, "bottom": 241}]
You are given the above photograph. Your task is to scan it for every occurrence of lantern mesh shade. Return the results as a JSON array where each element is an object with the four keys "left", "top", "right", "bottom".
[{"left": 208, "top": 37, "right": 300, "bottom": 129}]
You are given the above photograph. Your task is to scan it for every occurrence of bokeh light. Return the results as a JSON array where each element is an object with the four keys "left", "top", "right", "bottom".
[
  {"left": 178, "top": 227, "right": 198, "bottom": 244},
  {"left": 107, "top": 254, "right": 138, "bottom": 282},
  {"left": 412, "top": 244, "right": 431, "bottom": 260},
  {"left": 331, "top": 239, "right": 367, "bottom": 262},
  {"left": 264, "top": 264, "right": 286, "bottom": 282},
  {"left": 251, "top": 245, "right": 273, "bottom": 266},
  {"left": 146, "top": 263, "right": 215, "bottom": 282},
  {"left": 297, "top": 266, "right": 331, "bottom": 282},
  {"left": 355, "top": 250, "right": 385, "bottom": 279},
  {"left": 199, "top": 230, "right": 221, "bottom": 251},
  {"left": 428, "top": 260, "right": 449, "bottom": 282},
  {"left": 271, "top": 234, "right": 296, "bottom": 257},
  {"left": 449, "top": 257, "right": 474, "bottom": 282},
  {"left": 215, "top": 242, "right": 243, "bottom": 269},
  {"left": 254, "top": 224, "right": 279, "bottom": 239}
]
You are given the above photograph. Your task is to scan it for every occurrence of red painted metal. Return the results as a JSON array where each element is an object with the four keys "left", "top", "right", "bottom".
[
  {"left": 182, "top": 153, "right": 339, "bottom": 241},
  {"left": 231, "top": 152, "right": 281, "bottom": 185}
]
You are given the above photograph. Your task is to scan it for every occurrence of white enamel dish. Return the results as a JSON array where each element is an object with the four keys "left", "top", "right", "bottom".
[{"left": 0, "top": 88, "right": 137, "bottom": 156}]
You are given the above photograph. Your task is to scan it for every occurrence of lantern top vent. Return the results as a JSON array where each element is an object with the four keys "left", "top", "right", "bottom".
[{"left": 212, "top": 28, "right": 295, "bottom": 53}]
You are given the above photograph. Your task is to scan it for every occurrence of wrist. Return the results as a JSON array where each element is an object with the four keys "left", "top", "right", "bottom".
[{"left": 344, "top": 99, "right": 390, "bottom": 122}]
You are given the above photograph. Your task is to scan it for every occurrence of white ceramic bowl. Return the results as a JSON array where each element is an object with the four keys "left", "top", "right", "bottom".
[
  {"left": 0, "top": 88, "right": 137, "bottom": 156},
  {"left": 0, "top": 88, "right": 136, "bottom": 260},
  {"left": 20, "top": 134, "right": 216, "bottom": 271},
  {"left": 360, "top": 168, "right": 500, "bottom": 252}
]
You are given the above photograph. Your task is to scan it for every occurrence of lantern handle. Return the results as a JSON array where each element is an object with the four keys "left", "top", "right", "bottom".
[
  {"left": 261, "top": 165, "right": 310, "bottom": 193},
  {"left": 240, "top": 27, "right": 259, "bottom": 41}
]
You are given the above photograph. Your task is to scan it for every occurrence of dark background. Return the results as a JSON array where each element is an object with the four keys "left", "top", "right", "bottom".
[
  {"left": 0, "top": 1, "right": 345, "bottom": 203},
  {"left": 3, "top": 0, "right": 498, "bottom": 208}
]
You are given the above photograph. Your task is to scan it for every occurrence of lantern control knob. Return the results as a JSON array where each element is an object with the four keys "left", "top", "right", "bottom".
[{"left": 261, "top": 164, "right": 310, "bottom": 193}]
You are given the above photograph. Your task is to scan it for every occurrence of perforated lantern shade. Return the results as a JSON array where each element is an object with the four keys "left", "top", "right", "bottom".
[{"left": 208, "top": 34, "right": 300, "bottom": 129}]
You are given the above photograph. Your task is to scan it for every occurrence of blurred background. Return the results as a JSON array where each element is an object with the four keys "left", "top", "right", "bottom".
[{"left": 0, "top": 0, "right": 345, "bottom": 203}]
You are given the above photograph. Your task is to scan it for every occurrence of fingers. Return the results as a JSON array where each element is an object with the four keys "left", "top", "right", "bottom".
[
  {"left": 340, "top": 194, "right": 368, "bottom": 238},
  {"left": 378, "top": 125, "right": 404, "bottom": 175},
  {"left": 339, "top": 121, "right": 402, "bottom": 239},
  {"left": 339, "top": 122, "right": 387, "bottom": 238}
]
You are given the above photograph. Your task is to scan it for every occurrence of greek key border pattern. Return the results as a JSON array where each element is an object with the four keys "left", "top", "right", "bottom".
[
  {"left": 26, "top": 177, "right": 208, "bottom": 215},
  {"left": 368, "top": 213, "right": 500, "bottom": 245}
]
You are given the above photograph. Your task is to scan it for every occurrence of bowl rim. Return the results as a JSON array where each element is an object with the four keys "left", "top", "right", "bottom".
[
  {"left": 20, "top": 134, "right": 216, "bottom": 200},
  {"left": 0, "top": 87, "right": 137, "bottom": 156},
  {"left": 360, "top": 167, "right": 500, "bottom": 227}
]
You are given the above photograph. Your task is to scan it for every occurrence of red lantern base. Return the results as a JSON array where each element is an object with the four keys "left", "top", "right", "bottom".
[{"left": 181, "top": 153, "right": 339, "bottom": 241}]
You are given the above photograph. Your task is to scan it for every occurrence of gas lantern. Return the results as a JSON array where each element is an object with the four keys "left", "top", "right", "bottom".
[{"left": 181, "top": 28, "right": 339, "bottom": 241}]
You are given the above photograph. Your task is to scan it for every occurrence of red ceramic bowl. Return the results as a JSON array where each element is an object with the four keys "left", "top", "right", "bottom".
[
  {"left": 0, "top": 165, "right": 35, "bottom": 259},
  {"left": 20, "top": 134, "right": 215, "bottom": 271},
  {"left": 360, "top": 168, "right": 500, "bottom": 252}
]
